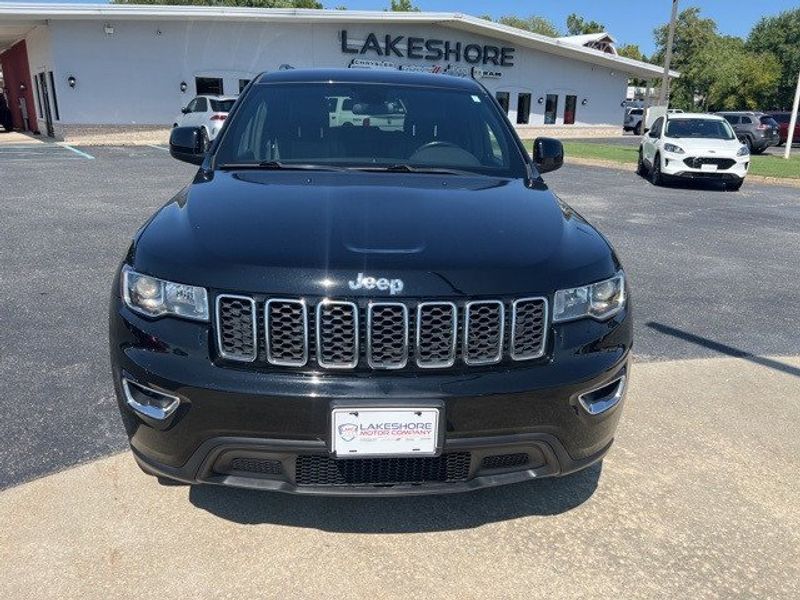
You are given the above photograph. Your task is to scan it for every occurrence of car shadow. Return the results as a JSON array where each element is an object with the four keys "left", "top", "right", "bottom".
[
  {"left": 188, "top": 462, "right": 602, "bottom": 533},
  {"left": 637, "top": 170, "right": 731, "bottom": 192}
]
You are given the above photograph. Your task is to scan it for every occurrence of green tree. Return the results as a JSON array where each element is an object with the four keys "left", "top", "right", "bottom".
[
  {"left": 689, "top": 36, "right": 781, "bottom": 111},
  {"left": 566, "top": 13, "right": 605, "bottom": 35},
  {"left": 496, "top": 15, "right": 560, "bottom": 37},
  {"left": 747, "top": 8, "right": 800, "bottom": 109},
  {"left": 389, "top": 0, "right": 419, "bottom": 11},
  {"left": 616, "top": 44, "right": 645, "bottom": 62},
  {"left": 652, "top": 7, "right": 718, "bottom": 109}
]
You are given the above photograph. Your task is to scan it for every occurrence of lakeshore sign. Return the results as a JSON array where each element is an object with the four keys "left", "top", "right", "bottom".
[{"left": 340, "top": 30, "right": 515, "bottom": 67}]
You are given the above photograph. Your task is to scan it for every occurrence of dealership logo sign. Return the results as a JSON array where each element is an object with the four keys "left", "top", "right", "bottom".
[
  {"left": 341, "top": 30, "right": 515, "bottom": 67},
  {"left": 337, "top": 423, "right": 358, "bottom": 442}
]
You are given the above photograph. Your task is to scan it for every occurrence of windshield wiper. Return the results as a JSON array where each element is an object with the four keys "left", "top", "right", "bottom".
[
  {"left": 353, "top": 164, "right": 474, "bottom": 176},
  {"left": 217, "top": 160, "right": 346, "bottom": 171}
]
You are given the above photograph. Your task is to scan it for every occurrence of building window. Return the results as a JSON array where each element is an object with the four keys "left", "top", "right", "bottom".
[
  {"left": 496, "top": 92, "right": 510, "bottom": 115},
  {"left": 239, "top": 79, "right": 251, "bottom": 93},
  {"left": 195, "top": 77, "right": 223, "bottom": 95},
  {"left": 516, "top": 93, "right": 531, "bottom": 125},
  {"left": 564, "top": 95, "right": 577, "bottom": 125},
  {"left": 544, "top": 94, "right": 558, "bottom": 125},
  {"left": 48, "top": 71, "right": 60, "bottom": 121}
]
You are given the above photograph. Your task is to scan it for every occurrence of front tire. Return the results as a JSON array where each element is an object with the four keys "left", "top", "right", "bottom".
[
  {"left": 650, "top": 153, "right": 664, "bottom": 186},
  {"left": 634, "top": 123, "right": 642, "bottom": 136},
  {"left": 636, "top": 148, "right": 647, "bottom": 176}
]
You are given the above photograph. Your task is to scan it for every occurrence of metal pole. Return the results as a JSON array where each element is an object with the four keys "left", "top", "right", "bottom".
[
  {"left": 784, "top": 69, "right": 800, "bottom": 159},
  {"left": 658, "top": 0, "right": 679, "bottom": 107}
]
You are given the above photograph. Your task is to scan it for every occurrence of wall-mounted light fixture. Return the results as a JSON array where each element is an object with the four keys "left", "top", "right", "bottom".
[
  {"left": 67, "top": 75, "right": 77, "bottom": 89},
  {"left": 537, "top": 97, "right": 544, "bottom": 104},
  {"left": 179, "top": 81, "right": 188, "bottom": 93},
  {"left": 104, "top": 23, "right": 114, "bottom": 36},
  {"left": 581, "top": 99, "right": 589, "bottom": 106}
]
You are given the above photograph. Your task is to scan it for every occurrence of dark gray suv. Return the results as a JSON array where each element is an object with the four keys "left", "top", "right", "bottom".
[{"left": 716, "top": 111, "right": 780, "bottom": 154}]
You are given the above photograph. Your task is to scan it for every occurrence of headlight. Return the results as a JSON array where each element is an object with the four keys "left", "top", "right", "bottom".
[
  {"left": 737, "top": 146, "right": 749, "bottom": 156},
  {"left": 553, "top": 272, "right": 626, "bottom": 323},
  {"left": 122, "top": 267, "right": 209, "bottom": 321},
  {"left": 663, "top": 143, "right": 685, "bottom": 154}
]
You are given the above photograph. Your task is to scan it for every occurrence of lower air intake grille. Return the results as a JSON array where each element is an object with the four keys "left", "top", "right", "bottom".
[
  {"left": 229, "top": 457, "right": 283, "bottom": 475},
  {"left": 481, "top": 452, "right": 530, "bottom": 470},
  {"left": 295, "top": 453, "right": 471, "bottom": 486}
]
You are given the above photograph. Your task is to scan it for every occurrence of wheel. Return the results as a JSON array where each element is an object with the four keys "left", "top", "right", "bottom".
[
  {"left": 636, "top": 148, "right": 647, "bottom": 176},
  {"left": 634, "top": 123, "right": 642, "bottom": 136},
  {"left": 751, "top": 148, "right": 766, "bottom": 155},
  {"left": 742, "top": 136, "right": 753, "bottom": 152},
  {"left": 726, "top": 178, "right": 744, "bottom": 192},
  {"left": 198, "top": 128, "right": 209, "bottom": 153},
  {"left": 650, "top": 153, "right": 664, "bottom": 186}
]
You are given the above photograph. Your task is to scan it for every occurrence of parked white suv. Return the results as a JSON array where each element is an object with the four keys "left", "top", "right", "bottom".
[
  {"left": 638, "top": 113, "right": 749, "bottom": 191},
  {"left": 173, "top": 95, "right": 237, "bottom": 150}
]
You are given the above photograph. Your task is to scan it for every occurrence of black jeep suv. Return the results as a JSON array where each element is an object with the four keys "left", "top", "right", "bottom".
[{"left": 109, "top": 69, "right": 631, "bottom": 495}]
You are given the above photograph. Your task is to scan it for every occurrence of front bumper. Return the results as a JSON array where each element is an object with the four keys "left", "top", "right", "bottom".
[
  {"left": 110, "top": 295, "right": 632, "bottom": 495},
  {"left": 661, "top": 153, "right": 748, "bottom": 180}
]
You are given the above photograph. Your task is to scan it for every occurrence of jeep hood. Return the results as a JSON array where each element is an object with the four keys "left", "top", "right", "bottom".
[{"left": 131, "top": 170, "right": 619, "bottom": 297}]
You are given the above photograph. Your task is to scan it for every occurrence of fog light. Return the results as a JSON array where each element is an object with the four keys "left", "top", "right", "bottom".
[{"left": 121, "top": 378, "right": 180, "bottom": 421}]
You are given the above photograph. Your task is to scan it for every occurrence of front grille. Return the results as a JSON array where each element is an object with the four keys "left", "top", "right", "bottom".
[
  {"left": 265, "top": 299, "right": 307, "bottom": 366},
  {"left": 295, "top": 453, "right": 471, "bottom": 486},
  {"left": 316, "top": 301, "right": 358, "bottom": 368},
  {"left": 683, "top": 157, "right": 736, "bottom": 170},
  {"left": 367, "top": 302, "right": 408, "bottom": 369},
  {"left": 214, "top": 295, "right": 549, "bottom": 370},
  {"left": 416, "top": 302, "right": 457, "bottom": 368},
  {"left": 215, "top": 295, "right": 257, "bottom": 362},
  {"left": 463, "top": 301, "right": 504, "bottom": 365}
]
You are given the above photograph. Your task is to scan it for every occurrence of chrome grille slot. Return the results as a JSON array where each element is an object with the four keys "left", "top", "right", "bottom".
[
  {"left": 416, "top": 302, "right": 457, "bottom": 368},
  {"left": 367, "top": 302, "right": 409, "bottom": 369},
  {"left": 510, "top": 297, "right": 548, "bottom": 360},
  {"left": 316, "top": 300, "right": 359, "bottom": 369},
  {"left": 215, "top": 295, "right": 257, "bottom": 362},
  {"left": 464, "top": 300, "right": 504, "bottom": 365},
  {"left": 265, "top": 299, "right": 308, "bottom": 367}
]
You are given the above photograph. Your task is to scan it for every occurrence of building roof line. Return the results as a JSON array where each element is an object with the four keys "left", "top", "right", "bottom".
[{"left": 0, "top": 3, "right": 679, "bottom": 79}]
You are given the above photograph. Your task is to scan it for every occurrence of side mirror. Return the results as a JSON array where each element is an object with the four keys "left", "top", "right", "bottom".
[
  {"left": 169, "top": 126, "right": 205, "bottom": 165},
  {"left": 181, "top": 106, "right": 191, "bottom": 114},
  {"left": 532, "top": 137, "right": 564, "bottom": 174}
]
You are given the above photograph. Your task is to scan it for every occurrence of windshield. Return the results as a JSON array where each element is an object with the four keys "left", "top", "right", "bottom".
[
  {"left": 210, "top": 99, "right": 236, "bottom": 112},
  {"left": 665, "top": 118, "right": 735, "bottom": 140},
  {"left": 214, "top": 82, "right": 526, "bottom": 177}
]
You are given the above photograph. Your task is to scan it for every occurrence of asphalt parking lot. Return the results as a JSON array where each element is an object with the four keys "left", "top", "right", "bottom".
[{"left": 1, "top": 145, "right": 799, "bottom": 598}]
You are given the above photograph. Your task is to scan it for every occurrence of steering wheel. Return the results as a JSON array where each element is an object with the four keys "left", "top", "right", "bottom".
[
  {"left": 413, "top": 141, "right": 460, "bottom": 153},
  {"left": 409, "top": 141, "right": 481, "bottom": 166}
]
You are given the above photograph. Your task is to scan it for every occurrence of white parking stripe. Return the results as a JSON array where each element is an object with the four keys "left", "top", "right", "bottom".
[
  {"left": 145, "top": 144, "right": 169, "bottom": 151},
  {"left": 57, "top": 143, "right": 95, "bottom": 159}
]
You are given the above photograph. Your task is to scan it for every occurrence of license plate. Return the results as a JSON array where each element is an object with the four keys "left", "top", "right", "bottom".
[
  {"left": 331, "top": 407, "right": 439, "bottom": 457},
  {"left": 701, "top": 163, "right": 717, "bottom": 172}
]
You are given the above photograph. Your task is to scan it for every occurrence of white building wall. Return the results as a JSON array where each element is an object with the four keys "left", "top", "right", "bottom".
[{"left": 40, "top": 19, "right": 627, "bottom": 128}]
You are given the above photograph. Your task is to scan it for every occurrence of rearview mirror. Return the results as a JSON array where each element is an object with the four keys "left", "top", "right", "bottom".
[
  {"left": 169, "top": 126, "right": 205, "bottom": 165},
  {"left": 181, "top": 106, "right": 191, "bottom": 114},
  {"left": 531, "top": 137, "right": 564, "bottom": 174}
]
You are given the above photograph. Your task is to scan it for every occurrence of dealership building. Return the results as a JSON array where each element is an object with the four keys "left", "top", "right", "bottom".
[{"left": 0, "top": 3, "right": 674, "bottom": 141}]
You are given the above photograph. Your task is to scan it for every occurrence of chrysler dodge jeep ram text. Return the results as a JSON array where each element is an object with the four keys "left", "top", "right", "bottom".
[{"left": 109, "top": 69, "right": 631, "bottom": 495}]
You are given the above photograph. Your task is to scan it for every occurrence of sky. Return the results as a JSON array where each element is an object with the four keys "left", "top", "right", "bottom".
[{"left": 9, "top": 0, "right": 798, "bottom": 55}]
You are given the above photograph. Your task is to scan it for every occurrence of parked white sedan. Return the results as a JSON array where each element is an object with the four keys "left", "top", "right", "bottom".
[
  {"left": 173, "top": 95, "right": 237, "bottom": 150},
  {"left": 638, "top": 113, "right": 750, "bottom": 191}
]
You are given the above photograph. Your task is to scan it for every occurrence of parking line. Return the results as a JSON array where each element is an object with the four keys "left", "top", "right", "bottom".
[
  {"left": 57, "top": 143, "right": 95, "bottom": 160},
  {"left": 146, "top": 144, "right": 169, "bottom": 152}
]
